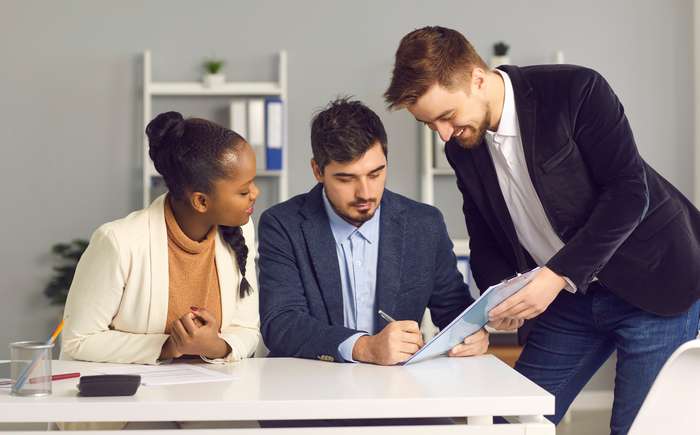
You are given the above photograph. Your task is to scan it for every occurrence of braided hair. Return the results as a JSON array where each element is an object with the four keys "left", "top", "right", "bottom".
[{"left": 145, "top": 111, "right": 252, "bottom": 298}]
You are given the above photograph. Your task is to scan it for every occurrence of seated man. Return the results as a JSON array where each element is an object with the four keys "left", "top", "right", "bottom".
[{"left": 259, "top": 98, "right": 492, "bottom": 365}]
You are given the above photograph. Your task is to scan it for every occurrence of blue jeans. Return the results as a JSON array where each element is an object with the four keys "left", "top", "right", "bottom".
[{"left": 515, "top": 283, "right": 700, "bottom": 435}]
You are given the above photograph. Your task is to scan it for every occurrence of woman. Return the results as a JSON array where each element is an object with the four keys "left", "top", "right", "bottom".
[{"left": 61, "top": 111, "right": 261, "bottom": 365}]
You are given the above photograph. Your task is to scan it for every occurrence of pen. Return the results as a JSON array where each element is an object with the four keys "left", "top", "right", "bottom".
[
  {"left": 0, "top": 372, "right": 81, "bottom": 386},
  {"left": 29, "top": 372, "right": 81, "bottom": 384},
  {"left": 378, "top": 309, "right": 396, "bottom": 323}
]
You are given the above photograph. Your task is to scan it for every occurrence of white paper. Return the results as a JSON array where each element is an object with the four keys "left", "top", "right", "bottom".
[{"left": 92, "top": 363, "right": 238, "bottom": 386}]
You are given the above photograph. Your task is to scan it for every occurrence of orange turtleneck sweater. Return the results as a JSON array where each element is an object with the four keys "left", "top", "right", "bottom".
[{"left": 163, "top": 198, "right": 222, "bottom": 334}]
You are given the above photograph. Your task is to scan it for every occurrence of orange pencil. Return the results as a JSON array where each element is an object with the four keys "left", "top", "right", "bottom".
[
  {"left": 48, "top": 320, "right": 64, "bottom": 344},
  {"left": 13, "top": 319, "right": 65, "bottom": 391}
]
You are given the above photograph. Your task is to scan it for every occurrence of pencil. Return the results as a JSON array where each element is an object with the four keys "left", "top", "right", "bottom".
[
  {"left": 48, "top": 320, "right": 64, "bottom": 344},
  {"left": 13, "top": 319, "right": 65, "bottom": 391}
]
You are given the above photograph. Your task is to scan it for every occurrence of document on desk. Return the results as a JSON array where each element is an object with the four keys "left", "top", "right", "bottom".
[
  {"left": 403, "top": 267, "right": 541, "bottom": 365},
  {"left": 92, "top": 363, "right": 238, "bottom": 386}
]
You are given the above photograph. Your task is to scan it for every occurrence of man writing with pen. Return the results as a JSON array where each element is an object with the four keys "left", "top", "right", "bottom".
[{"left": 258, "top": 98, "right": 502, "bottom": 365}]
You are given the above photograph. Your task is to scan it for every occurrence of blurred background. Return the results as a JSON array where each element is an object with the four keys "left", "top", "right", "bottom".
[{"left": 1, "top": 1, "right": 697, "bottom": 431}]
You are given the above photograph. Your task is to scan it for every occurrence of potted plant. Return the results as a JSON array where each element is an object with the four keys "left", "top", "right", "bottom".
[
  {"left": 490, "top": 41, "right": 510, "bottom": 68},
  {"left": 43, "top": 239, "right": 88, "bottom": 306},
  {"left": 203, "top": 58, "right": 226, "bottom": 88}
]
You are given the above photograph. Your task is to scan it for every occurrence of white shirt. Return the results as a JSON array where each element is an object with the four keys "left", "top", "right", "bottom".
[{"left": 485, "top": 70, "right": 576, "bottom": 292}]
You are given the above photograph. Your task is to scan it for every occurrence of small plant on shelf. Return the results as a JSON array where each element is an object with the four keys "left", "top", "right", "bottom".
[
  {"left": 202, "top": 58, "right": 226, "bottom": 88},
  {"left": 491, "top": 41, "right": 510, "bottom": 68},
  {"left": 493, "top": 41, "right": 510, "bottom": 57},
  {"left": 203, "top": 59, "right": 225, "bottom": 74}
]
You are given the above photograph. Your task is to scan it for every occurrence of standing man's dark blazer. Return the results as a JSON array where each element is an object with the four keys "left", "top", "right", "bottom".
[
  {"left": 258, "top": 184, "right": 473, "bottom": 362},
  {"left": 446, "top": 64, "right": 700, "bottom": 320}
]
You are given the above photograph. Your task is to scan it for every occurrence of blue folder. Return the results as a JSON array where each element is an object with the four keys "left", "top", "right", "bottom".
[{"left": 403, "top": 267, "right": 541, "bottom": 365}]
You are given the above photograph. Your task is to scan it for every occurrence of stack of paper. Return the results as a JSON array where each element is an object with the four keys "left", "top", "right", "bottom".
[{"left": 92, "top": 364, "right": 238, "bottom": 386}]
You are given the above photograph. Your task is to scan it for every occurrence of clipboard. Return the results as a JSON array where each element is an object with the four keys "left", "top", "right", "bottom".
[{"left": 403, "top": 267, "right": 541, "bottom": 365}]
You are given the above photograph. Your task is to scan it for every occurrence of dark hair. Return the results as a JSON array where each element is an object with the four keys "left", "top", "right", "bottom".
[
  {"left": 146, "top": 111, "right": 252, "bottom": 298},
  {"left": 310, "top": 97, "right": 388, "bottom": 173},
  {"left": 384, "top": 26, "right": 488, "bottom": 110}
]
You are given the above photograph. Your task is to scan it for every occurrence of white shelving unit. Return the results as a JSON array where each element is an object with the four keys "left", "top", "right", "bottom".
[
  {"left": 419, "top": 125, "right": 470, "bottom": 256},
  {"left": 141, "top": 50, "right": 288, "bottom": 208}
]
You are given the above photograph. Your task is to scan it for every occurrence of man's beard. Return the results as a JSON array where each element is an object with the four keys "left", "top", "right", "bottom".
[
  {"left": 346, "top": 200, "right": 377, "bottom": 225},
  {"left": 333, "top": 199, "right": 377, "bottom": 227},
  {"left": 455, "top": 108, "right": 491, "bottom": 149}
]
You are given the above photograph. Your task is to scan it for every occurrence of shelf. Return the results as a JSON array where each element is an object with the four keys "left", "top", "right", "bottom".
[
  {"left": 452, "top": 238, "right": 470, "bottom": 256},
  {"left": 431, "top": 168, "right": 455, "bottom": 176},
  {"left": 142, "top": 50, "right": 289, "bottom": 208},
  {"left": 257, "top": 170, "right": 283, "bottom": 177},
  {"left": 149, "top": 81, "right": 282, "bottom": 96},
  {"left": 149, "top": 170, "right": 284, "bottom": 179},
  {"left": 485, "top": 325, "right": 519, "bottom": 336}
]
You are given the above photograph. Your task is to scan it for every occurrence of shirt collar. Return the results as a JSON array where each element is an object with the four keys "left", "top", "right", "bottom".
[
  {"left": 322, "top": 187, "right": 381, "bottom": 245},
  {"left": 486, "top": 69, "right": 517, "bottom": 139}
]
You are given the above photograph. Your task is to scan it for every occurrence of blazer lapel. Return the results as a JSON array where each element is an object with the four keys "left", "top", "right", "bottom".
[
  {"left": 472, "top": 143, "right": 526, "bottom": 267},
  {"left": 146, "top": 194, "right": 169, "bottom": 333},
  {"left": 374, "top": 192, "right": 405, "bottom": 327},
  {"left": 500, "top": 65, "right": 540, "bottom": 198},
  {"left": 300, "top": 185, "right": 344, "bottom": 326}
]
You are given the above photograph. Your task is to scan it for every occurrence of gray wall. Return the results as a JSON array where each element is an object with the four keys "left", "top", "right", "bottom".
[{"left": 0, "top": 1, "right": 694, "bottom": 394}]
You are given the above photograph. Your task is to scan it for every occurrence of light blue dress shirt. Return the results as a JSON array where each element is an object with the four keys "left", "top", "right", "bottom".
[{"left": 322, "top": 189, "right": 380, "bottom": 362}]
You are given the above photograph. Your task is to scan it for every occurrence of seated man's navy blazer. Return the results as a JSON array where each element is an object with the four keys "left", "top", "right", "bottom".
[{"left": 258, "top": 183, "right": 473, "bottom": 362}]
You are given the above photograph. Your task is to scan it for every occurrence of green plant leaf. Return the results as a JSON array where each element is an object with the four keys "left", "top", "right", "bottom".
[
  {"left": 43, "top": 238, "right": 89, "bottom": 306},
  {"left": 203, "top": 59, "right": 225, "bottom": 74},
  {"left": 493, "top": 41, "right": 510, "bottom": 56}
]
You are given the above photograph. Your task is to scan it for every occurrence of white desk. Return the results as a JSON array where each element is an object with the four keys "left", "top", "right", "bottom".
[{"left": 0, "top": 356, "right": 554, "bottom": 434}]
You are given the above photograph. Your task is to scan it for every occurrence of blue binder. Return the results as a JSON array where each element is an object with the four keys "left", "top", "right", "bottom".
[{"left": 265, "top": 97, "right": 283, "bottom": 170}]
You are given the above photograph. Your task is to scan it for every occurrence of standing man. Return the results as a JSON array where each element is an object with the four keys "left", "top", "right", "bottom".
[
  {"left": 258, "top": 98, "right": 492, "bottom": 366},
  {"left": 384, "top": 26, "right": 700, "bottom": 433}
]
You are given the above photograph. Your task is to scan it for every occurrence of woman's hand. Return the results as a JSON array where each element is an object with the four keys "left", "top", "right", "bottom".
[
  {"left": 169, "top": 307, "right": 231, "bottom": 359},
  {"left": 159, "top": 335, "right": 183, "bottom": 360}
]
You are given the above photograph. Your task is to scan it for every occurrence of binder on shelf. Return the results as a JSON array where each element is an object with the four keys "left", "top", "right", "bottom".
[
  {"left": 247, "top": 98, "right": 267, "bottom": 170},
  {"left": 229, "top": 100, "right": 248, "bottom": 140},
  {"left": 433, "top": 131, "right": 451, "bottom": 170},
  {"left": 457, "top": 255, "right": 479, "bottom": 300},
  {"left": 265, "top": 97, "right": 283, "bottom": 171}
]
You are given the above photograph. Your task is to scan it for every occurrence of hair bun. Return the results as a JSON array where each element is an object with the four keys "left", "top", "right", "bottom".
[{"left": 146, "top": 111, "right": 186, "bottom": 153}]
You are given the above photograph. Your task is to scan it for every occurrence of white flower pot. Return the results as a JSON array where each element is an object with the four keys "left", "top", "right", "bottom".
[
  {"left": 203, "top": 73, "right": 225, "bottom": 88},
  {"left": 490, "top": 55, "right": 510, "bottom": 68}
]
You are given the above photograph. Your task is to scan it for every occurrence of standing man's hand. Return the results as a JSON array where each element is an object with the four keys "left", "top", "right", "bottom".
[
  {"left": 489, "top": 267, "right": 566, "bottom": 321},
  {"left": 448, "top": 328, "right": 489, "bottom": 357},
  {"left": 488, "top": 317, "right": 524, "bottom": 331},
  {"left": 352, "top": 320, "right": 424, "bottom": 365}
]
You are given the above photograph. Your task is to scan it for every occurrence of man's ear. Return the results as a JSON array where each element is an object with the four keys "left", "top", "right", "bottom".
[
  {"left": 471, "top": 67, "right": 487, "bottom": 91},
  {"left": 189, "top": 191, "right": 209, "bottom": 214},
  {"left": 311, "top": 159, "right": 324, "bottom": 183}
]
